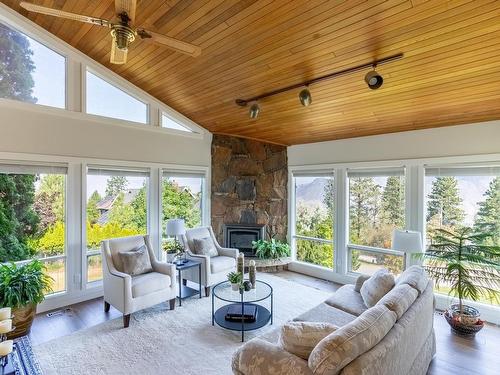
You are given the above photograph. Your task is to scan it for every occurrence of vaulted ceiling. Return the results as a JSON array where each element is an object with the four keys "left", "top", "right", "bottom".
[{"left": 4, "top": 0, "right": 500, "bottom": 145}]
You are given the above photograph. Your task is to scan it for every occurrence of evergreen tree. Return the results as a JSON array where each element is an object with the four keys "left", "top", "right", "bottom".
[
  {"left": 349, "top": 178, "right": 381, "bottom": 243},
  {"left": 86, "top": 190, "right": 102, "bottom": 225},
  {"left": 382, "top": 176, "right": 405, "bottom": 227},
  {"left": 36, "top": 174, "right": 65, "bottom": 222},
  {"left": 0, "top": 23, "right": 36, "bottom": 102},
  {"left": 427, "top": 177, "right": 465, "bottom": 227},
  {"left": 0, "top": 174, "right": 39, "bottom": 262},
  {"left": 323, "top": 178, "right": 335, "bottom": 221},
  {"left": 130, "top": 186, "right": 147, "bottom": 231},
  {"left": 105, "top": 176, "right": 127, "bottom": 197},
  {"left": 474, "top": 177, "right": 500, "bottom": 246}
]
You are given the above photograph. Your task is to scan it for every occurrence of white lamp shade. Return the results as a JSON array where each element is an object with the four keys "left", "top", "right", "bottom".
[
  {"left": 392, "top": 229, "right": 422, "bottom": 253},
  {"left": 166, "top": 219, "right": 186, "bottom": 236}
]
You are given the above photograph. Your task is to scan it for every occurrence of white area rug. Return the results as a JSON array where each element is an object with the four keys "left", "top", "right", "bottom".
[{"left": 34, "top": 274, "right": 330, "bottom": 375}]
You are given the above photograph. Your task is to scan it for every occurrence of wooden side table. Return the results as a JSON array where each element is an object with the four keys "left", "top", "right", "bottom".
[{"left": 175, "top": 259, "right": 202, "bottom": 306}]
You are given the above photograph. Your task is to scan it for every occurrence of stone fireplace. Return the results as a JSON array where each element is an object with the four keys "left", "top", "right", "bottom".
[
  {"left": 223, "top": 223, "right": 266, "bottom": 257},
  {"left": 211, "top": 135, "right": 288, "bottom": 246}
]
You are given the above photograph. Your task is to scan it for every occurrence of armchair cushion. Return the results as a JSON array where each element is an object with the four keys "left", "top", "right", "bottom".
[
  {"left": 118, "top": 245, "right": 153, "bottom": 276},
  {"left": 193, "top": 237, "right": 218, "bottom": 257},
  {"left": 131, "top": 272, "right": 171, "bottom": 298},
  {"left": 210, "top": 256, "right": 236, "bottom": 274}
]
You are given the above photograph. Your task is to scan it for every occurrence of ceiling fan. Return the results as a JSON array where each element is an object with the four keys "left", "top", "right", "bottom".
[{"left": 19, "top": 0, "right": 202, "bottom": 64}]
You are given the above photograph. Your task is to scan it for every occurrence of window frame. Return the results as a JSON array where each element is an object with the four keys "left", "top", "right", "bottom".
[{"left": 161, "top": 111, "right": 197, "bottom": 133}]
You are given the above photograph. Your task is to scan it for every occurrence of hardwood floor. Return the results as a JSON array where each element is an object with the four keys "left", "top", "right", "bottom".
[{"left": 30, "top": 271, "right": 499, "bottom": 375}]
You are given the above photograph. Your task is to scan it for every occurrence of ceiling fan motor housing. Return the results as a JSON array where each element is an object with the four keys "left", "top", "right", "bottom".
[{"left": 111, "top": 24, "right": 136, "bottom": 50}]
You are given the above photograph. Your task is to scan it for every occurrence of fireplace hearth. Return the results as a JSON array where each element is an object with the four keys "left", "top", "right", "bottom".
[{"left": 223, "top": 224, "right": 266, "bottom": 257}]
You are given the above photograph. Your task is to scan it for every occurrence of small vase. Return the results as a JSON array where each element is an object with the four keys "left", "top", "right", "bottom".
[
  {"left": 249, "top": 260, "right": 256, "bottom": 289},
  {"left": 231, "top": 283, "right": 240, "bottom": 291},
  {"left": 237, "top": 253, "right": 245, "bottom": 274}
]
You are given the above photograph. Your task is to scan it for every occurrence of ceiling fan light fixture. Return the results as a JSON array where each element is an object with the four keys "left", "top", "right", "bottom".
[
  {"left": 365, "top": 68, "right": 383, "bottom": 90},
  {"left": 299, "top": 87, "right": 312, "bottom": 106},
  {"left": 111, "top": 25, "right": 135, "bottom": 50},
  {"left": 249, "top": 102, "right": 260, "bottom": 119}
]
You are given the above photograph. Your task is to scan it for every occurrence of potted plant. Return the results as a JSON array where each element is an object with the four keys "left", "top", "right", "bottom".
[
  {"left": 251, "top": 238, "right": 291, "bottom": 260},
  {"left": 227, "top": 271, "right": 243, "bottom": 291},
  {"left": 0, "top": 260, "right": 53, "bottom": 339},
  {"left": 162, "top": 239, "right": 184, "bottom": 263},
  {"left": 422, "top": 227, "right": 500, "bottom": 336}
]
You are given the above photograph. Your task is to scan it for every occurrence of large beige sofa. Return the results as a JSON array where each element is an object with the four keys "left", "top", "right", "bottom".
[{"left": 232, "top": 266, "right": 435, "bottom": 375}]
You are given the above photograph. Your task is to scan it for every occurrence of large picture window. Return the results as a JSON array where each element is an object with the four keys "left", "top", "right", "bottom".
[
  {"left": 85, "top": 70, "right": 148, "bottom": 124},
  {"left": 0, "top": 164, "right": 67, "bottom": 294},
  {"left": 293, "top": 173, "right": 334, "bottom": 268},
  {"left": 347, "top": 168, "right": 405, "bottom": 275},
  {"left": 86, "top": 167, "right": 149, "bottom": 283},
  {"left": 425, "top": 165, "right": 500, "bottom": 306},
  {"left": 0, "top": 21, "right": 65, "bottom": 108}
]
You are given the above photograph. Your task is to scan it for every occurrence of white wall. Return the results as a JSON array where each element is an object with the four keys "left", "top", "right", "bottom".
[
  {"left": 0, "top": 101, "right": 211, "bottom": 166},
  {"left": 288, "top": 121, "right": 500, "bottom": 165}
]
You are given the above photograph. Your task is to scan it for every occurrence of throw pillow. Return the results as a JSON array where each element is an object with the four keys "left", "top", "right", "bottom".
[
  {"left": 360, "top": 269, "right": 395, "bottom": 307},
  {"left": 118, "top": 245, "right": 153, "bottom": 276},
  {"left": 354, "top": 274, "right": 371, "bottom": 292},
  {"left": 279, "top": 322, "right": 338, "bottom": 360},
  {"left": 193, "top": 237, "right": 218, "bottom": 257}
]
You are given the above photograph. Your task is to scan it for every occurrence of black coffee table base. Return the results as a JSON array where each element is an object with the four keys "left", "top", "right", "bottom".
[{"left": 213, "top": 303, "right": 271, "bottom": 342}]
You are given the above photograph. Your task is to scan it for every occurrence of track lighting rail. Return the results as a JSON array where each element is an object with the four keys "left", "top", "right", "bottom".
[{"left": 235, "top": 53, "right": 403, "bottom": 107}]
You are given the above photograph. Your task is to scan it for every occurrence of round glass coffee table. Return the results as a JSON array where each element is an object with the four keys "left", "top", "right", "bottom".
[{"left": 212, "top": 280, "right": 273, "bottom": 342}]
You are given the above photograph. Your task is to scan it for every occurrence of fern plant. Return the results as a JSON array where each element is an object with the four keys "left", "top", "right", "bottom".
[
  {"left": 422, "top": 227, "right": 500, "bottom": 315},
  {"left": 252, "top": 239, "right": 290, "bottom": 259},
  {"left": 0, "top": 260, "right": 53, "bottom": 308}
]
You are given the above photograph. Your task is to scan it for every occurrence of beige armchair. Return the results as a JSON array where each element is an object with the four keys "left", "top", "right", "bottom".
[
  {"left": 181, "top": 226, "right": 238, "bottom": 296},
  {"left": 102, "top": 235, "right": 177, "bottom": 328}
]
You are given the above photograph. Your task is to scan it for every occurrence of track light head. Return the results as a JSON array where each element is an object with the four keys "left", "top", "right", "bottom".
[
  {"left": 299, "top": 88, "right": 312, "bottom": 107},
  {"left": 249, "top": 102, "right": 260, "bottom": 119},
  {"left": 365, "top": 69, "right": 383, "bottom": 90}
]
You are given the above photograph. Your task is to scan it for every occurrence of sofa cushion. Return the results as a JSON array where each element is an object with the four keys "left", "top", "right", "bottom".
[
  {"left": 376, "top": 283, "right": 418, "bottom": 320},
  {"left": 354, "top": 274, "right": 371, "bottom": 292},
  {"left": 279, "top": 322, "right": 338, "bottom": 360},
  {"left": 294, "top": 303, "right": 358, "bottom": 327},
  {"left": 193, "top": 237, "right": 219, "bottom": 257},
  {"left": 210, "top": 256, "right": 236, "bottom": 274},
  {"left": 308, "top": 305, "right": 397, "bottom": 375},
  {"left": 324, "top": 285, "right": 368, "bottom": 316},
  {"left": 118, "top": 245, "right": 153, "bottom": 276},
  {"left": 360, "top": 269, "right": 395, "bottom": 307},
  {"left": 131, "top": 272, "right": 171, "bottom": 298},
  {"left": 396, "top": 265, "right": 428, "bottom": 295}
]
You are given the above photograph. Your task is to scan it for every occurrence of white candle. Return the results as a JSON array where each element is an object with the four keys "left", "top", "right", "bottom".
[
  {"left": 0, "top": 320, "right": 12, "bottom": 334},
  {"left": 0, "top": 308, "right": 10, "bottom": 321},
  {"left": 0, "top": 340, "right": 12, "bottom": 357}
]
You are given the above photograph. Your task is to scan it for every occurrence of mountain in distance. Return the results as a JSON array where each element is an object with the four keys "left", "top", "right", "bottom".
[{"left": 296, "top": 178, "right": 329, "bottom": 202}]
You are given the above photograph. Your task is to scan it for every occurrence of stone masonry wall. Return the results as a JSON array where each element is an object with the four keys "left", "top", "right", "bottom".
[{"left": 211, "top": 135, "right": 287, "bottom": 244}]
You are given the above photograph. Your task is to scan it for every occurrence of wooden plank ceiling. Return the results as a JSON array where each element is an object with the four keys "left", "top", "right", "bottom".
[{"left": 4, "top": 0, "right": 500, "bottom": 145}]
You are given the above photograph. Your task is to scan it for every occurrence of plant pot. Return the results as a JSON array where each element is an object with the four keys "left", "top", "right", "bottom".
[
  {"left": 444, "top": 304, "right": 484, "bottom": 337},
  {"left": 7, "top": 303, "right": 36, "bottom": 339},
  {"left": 231, "top": 283, "right": 240, "bottom": 291},
  {"left": 166, "top": 252, "right": 176, "bottom": 263}
]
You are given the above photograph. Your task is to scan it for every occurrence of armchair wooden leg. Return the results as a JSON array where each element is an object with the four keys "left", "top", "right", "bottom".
[
  {"left": 182, "top": 279, "right": 187, "bottom": 286},
  {"left": 205, "top": 286, "right": 211, "bottom": 297},
  {"left": 169, "top": 298, "right": 176, "bottom": 310},
  {"left": 123, "top": 314, "right": 131, "bottom": 328},
  {"left": 104, "top": 301, "right": 110, "bottom": 312}
]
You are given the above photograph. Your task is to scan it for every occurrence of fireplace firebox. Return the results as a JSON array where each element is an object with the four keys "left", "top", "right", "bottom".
[{"left": 223, "top": 224, "right": 266, "bottom": 257}]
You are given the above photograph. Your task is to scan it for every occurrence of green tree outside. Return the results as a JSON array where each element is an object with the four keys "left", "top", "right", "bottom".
[
  {"left": 105, "top": 176, "right": 127, "bottom": 197},
  {"left": 474, "top": 177, "right": 500, "bottom": 246},
  {"left": 86, "top": 190, "right": 102, "bottom": 225},
  {"left": 427, "top": 177, "right": 465, "bottom": 227}
]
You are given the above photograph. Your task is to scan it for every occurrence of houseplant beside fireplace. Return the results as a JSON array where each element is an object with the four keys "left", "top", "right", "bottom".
[{"left": 0, "top": 260, "right": 52, "bottom": 338}]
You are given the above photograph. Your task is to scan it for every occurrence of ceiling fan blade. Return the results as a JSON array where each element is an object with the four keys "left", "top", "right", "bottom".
[
  {"left": 115, "top": 0, "right": 137, "bottom": 24},
  {"left": 110, "top": 40, "right": 128, "bottom": 65},
  {"left": 137, "top": 29, "right": 201, "bottom": 57},
  {"left": 20, "top": 2, "right": 110, "bottom": 27}
]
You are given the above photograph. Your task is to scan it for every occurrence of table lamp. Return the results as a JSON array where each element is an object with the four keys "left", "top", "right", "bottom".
[
  {"left": 392, "top": 229, "right": 423, "bottom": 269},
  {"left": 166, "top": 219, "right": 187, "bottom": 264}
]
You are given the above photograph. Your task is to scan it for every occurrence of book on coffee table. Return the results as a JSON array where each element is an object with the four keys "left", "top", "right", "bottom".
[{"left": 225, "top": 304, "right": 258, "bottom": 322}]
